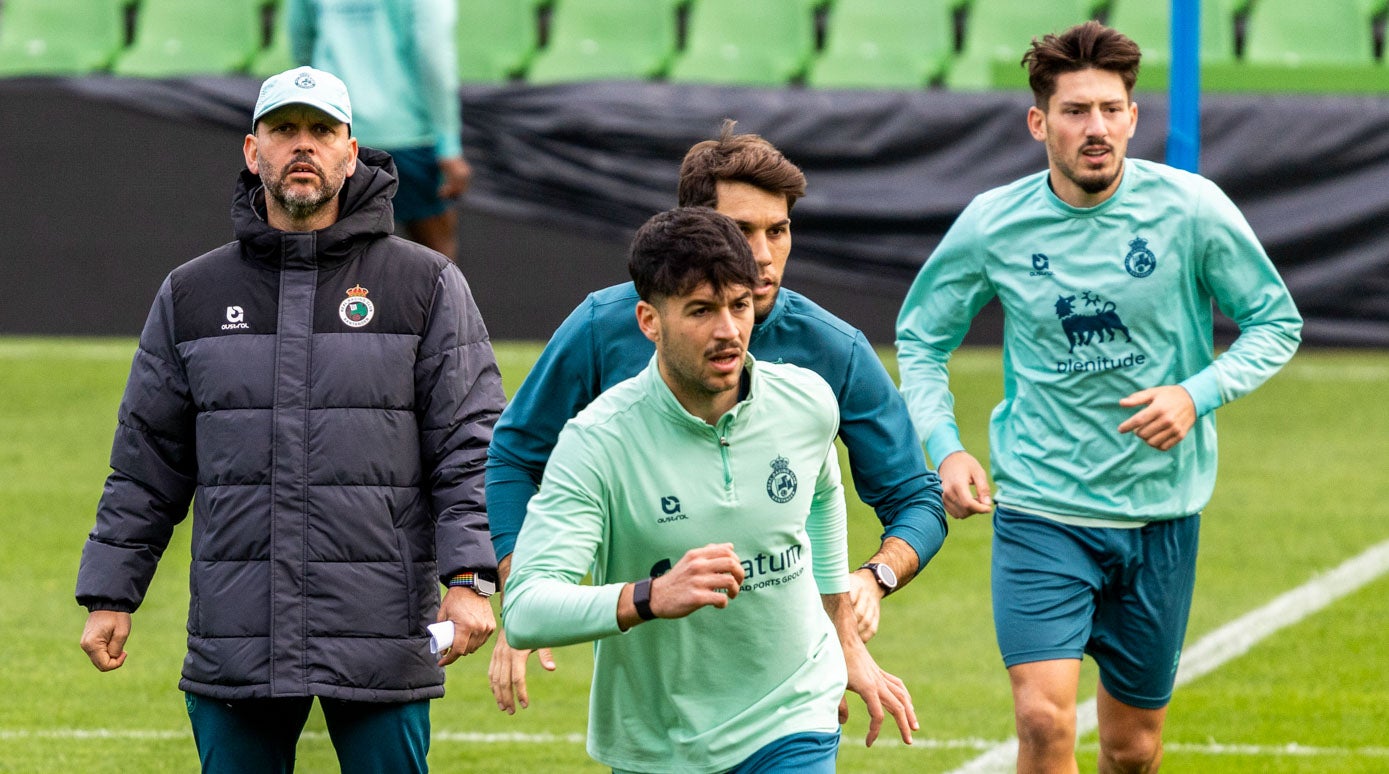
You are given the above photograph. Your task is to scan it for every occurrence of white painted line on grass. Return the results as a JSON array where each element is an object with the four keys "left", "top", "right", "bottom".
[
  {"left": 949, "top": 537, "right": 1389, "bottom": 774},
  {"left": 7, "top": 728, "right": 1389, "bottom": 761}
]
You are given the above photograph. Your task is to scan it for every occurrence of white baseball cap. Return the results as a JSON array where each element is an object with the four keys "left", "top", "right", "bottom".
[{"left": 252, "top": 66, "right": 352, "bottom": 130}]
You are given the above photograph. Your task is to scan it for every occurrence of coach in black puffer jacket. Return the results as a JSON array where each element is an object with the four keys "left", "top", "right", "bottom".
[{"left": 75, "top": 125, "right": 505, "bottom": 704}]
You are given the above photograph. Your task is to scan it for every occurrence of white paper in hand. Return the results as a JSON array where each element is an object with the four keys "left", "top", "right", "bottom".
[{"left": 428, "top": 621, "right": 455, "bottom": 655}]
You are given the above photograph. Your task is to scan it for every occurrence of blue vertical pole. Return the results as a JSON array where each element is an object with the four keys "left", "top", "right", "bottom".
[{"left": 1167, "top": 0, "right": 1200, "bottom": 172}]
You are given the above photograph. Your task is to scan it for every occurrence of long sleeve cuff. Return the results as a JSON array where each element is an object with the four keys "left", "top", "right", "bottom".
[
  {"left": 924, "top": 424, "right": 966, "bottom": 469},
  {"left": 1178, "top": 369, "right": 1223, "bottom": 417}
]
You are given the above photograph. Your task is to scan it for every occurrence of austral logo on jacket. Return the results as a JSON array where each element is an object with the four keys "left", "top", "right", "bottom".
[
  {"left": 339, "top": 285, "right": 375, "bottom": 328},
  {"left": 766, "top": 456, "right": 797, "bottom": 503}
]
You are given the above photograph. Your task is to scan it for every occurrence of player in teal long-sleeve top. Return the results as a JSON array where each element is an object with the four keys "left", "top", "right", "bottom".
[
  {"left": 896, "top": 22, "right": 1301, "bottom": 773},
  {"left": 487, "top": 123, "right": 947, "bottom": 713}
]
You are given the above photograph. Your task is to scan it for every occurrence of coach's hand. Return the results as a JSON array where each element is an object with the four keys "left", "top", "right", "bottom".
[
  {"left": 938, "top": 451, "right": 993, "bottom": 519},
  {"left": 436, "top": 586, "right": 496, "bottom": 666},
  {"left": 488, "top": 630, "right": 557, "bottom": 714},
  {"left": 1119, "top": 385, "right": 1196, "bottom": 451},
  {"left": 80, "top": 610, "right": 130, "bottom": 672}
]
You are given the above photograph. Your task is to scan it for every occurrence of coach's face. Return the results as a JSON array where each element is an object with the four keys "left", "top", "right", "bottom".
[
  {"left": 244, "top": 104, "right": 357, "bottom": 229},
  {"left": 715, "top": 180, "right": 790, "bottom": 322},
  {"left": 1028, "top": 67, "right": 1136, "bottom": 209},
  {"left": 637, "top": 281, "right": 755, "bottom": 425}
]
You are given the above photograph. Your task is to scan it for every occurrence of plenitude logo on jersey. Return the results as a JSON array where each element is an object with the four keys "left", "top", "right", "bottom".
[
  {"left": 766, "top": 456, "right": 797, "bottom": 503},
  {"left": 1053, "top": 290, "right": 1147, "bottom": 374},
  {"left": 338, "top": 284, "right": 375, "bottom": 328}
]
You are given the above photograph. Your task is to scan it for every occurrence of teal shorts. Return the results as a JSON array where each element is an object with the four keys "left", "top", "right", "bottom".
[
  {"left": 991, "top": 506, "right": 1200, "bottom": 709},
  {"left": 388, "top": 146, "right": 447, "bottom": 223},
  {"left": 612, "top": 730, "right": 839, "bottom": 774}
]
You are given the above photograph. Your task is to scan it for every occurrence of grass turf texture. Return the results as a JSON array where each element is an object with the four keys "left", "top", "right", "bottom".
[{"left": 1, "top": 338, "right": 1386, "bottom": 772}]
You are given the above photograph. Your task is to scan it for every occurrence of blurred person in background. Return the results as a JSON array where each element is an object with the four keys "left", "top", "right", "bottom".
[{"left": 290, "top": 0, "right": 472, "bottom": 260}]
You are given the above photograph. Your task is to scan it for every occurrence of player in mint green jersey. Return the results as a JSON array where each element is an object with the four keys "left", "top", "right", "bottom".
[
  {"left": 505, "top": 207, "right": 916, "bottom": 773},
  {"left": 896, "top": 22, "right": 1301, "bottom": 773}
]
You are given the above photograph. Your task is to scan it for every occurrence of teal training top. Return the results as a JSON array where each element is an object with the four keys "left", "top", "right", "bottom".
[
  {"left": 504, "top": 355, "right": 849, "bottom": 774},
  {"left": 288, "top": 0, "right": 463, "bottom": 158},
  {"left": 897, "top": 158, "right": 1302, "bottom": 523}
]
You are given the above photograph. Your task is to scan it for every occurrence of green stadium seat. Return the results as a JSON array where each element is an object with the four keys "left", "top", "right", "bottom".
[
  {"left": 455, "top": 0, "right": 540, "bottom": 83},
  {"left": 525, "top": 0, "right": 678, "bottom": 83},
  {"left": 1105, "top": 0, "right": 1238, "bottom": 91},
  {"left": 806, "top": 0, "right": 954, "bottom": 89},
  {"left": 944, "top": 0, "right": 1098, "bottom": 90},
  {"left": 0, "top": 0, "right": 127, "bottom": 76},
  {"left": 666, "top": 0, "right": 817, "bottom": 86},
  {"left": 1204, "top": 0, "right": 1389, "bottom": 93},
  {"left": 113, "top": 0, "right": 263, "bottom": 77}
]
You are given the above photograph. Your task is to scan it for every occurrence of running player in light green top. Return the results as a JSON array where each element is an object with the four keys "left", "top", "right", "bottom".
[
  {"left": 896, "top": 22, "right": 1300, "bottom": 773},
  {"left": 504, "top": 207, "right": 916, "bottom": 774}
]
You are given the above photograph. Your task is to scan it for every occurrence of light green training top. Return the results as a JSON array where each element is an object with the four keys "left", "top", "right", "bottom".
[
  {"left": 288, "top": 0, "right": 463, "bottom": 158},
  {"left": 504, "top": 355, "right": 849, "bottom": 774},
  {"left": 897, "top": 158, "right": 1302, "bottom": 523}
]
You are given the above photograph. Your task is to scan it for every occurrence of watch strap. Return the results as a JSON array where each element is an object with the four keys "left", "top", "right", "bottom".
[{"left": 632, "top": 577, "right": 656, "bottom": 621}]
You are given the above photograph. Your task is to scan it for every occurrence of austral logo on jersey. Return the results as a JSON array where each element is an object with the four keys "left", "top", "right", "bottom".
[
  {"left": 1124, "top": 237, "right": 1157, "bottom": 278},
  {"left": 1053, "top": 291, "right": 1147, "bottom": 373},
  {"left": 656, "top": 496, "right": 688, "bottom": 524},
  {"left": 338, "top": 285, "right": 375, "bottom": 328},
  {"left": 766, "top": 456, "right": 797, "bottom": 503},
  {"left": 1029, "top": 253, "right": 1054, "bottom": 277}
]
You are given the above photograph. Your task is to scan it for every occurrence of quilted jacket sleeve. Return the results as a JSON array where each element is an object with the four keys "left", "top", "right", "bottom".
[{"left": 76, "top": 277, "right": 197, "bottom": 613}]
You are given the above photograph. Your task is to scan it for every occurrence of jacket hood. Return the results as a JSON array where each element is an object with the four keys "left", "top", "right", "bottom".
[{"left": 231, "top": 146, "right": 399, "bottom": 269}]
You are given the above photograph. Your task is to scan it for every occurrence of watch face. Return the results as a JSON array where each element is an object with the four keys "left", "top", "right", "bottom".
[{"left": 870, "top": 563, "right": 897, "bottom": 589}]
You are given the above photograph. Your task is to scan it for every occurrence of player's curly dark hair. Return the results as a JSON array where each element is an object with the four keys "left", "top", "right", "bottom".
[
  {"left": 677, "top": 119, "right": 806, "bottom": 213},
  {"left": 628, "top": 207, "right": 758, "bottom": 303},
  {"left": 1022, "top": 21, "right": 1142, "bottom": 109}
]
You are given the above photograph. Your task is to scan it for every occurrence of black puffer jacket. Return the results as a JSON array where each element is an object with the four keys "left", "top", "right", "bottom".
[{"left": 76, "top": 149, "right": 505, "bottom": 702}]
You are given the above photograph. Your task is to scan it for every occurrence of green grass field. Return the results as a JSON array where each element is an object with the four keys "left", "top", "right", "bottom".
[{"left": 2, "top": 338, "right": 1386, "bottom": 773}]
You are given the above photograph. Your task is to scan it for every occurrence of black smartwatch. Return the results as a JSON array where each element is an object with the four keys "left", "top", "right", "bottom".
[
  {"left": 632, "top": 577, "right": 657, "bottom": 621},
  {"left": 858, "top": 562, "right": 898, "bottom": 596}
]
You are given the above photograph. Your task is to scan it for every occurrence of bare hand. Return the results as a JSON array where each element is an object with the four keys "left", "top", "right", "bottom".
[
  {"left": 847, "top": 570, "right": 883, "bottom": 642},
  {"left": 841, "top": 639, "right": 917, "bottom": 747},
  {"left": 437, "top": 156, "right": 473, "bottom": 200},
  {"left": 938, "top": 451, "right": 993, "bottom": 519},
  {"left": 1118, "top": 385, "right": 1196, "bottom": 451},
  {"left": 649, "top": 543, "right": 746, "bottom": 619},
  {"left": 436, "top": 586, "right": 496, "bottom": 666},
  {"left": 80, "top": 610, "right": 131, "bottom": 672},
  {"left": 487, "top": 629, "right": 557, "bottom": 714}
]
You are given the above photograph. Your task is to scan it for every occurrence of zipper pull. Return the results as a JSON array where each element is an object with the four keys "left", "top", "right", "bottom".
[{"left": 719, "top": 436, "right": 730, "bottom": 447}]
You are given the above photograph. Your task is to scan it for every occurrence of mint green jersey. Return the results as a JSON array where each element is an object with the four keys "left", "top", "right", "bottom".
[
  {"left": 503, "top": 355, "right": 849, "bottom": 773},
  {"left": 897, "top": 158, "right": 1302, "bottom": 522}
]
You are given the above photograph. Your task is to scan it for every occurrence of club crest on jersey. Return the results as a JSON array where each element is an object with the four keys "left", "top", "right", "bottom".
[
  {"left": 766, "top": 456, "right": 798, "bottom": 504},
  {"left": 339, "top": 284, "right": 375, "bottom": 328},
  {"left": 1124, "top": 237, "right": 1157, "bottom": 278}
]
